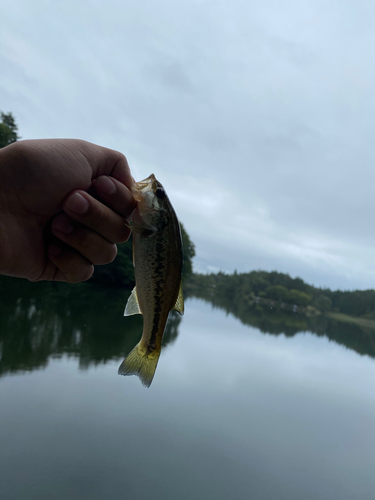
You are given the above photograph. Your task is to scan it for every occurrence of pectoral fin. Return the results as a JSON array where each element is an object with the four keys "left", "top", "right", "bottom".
[
  {"left": 124, "top": 287, "right": 142, "bottom": 316},
  {"left": 125, "top": 218, "right": 152, "bottom": 235},
  {"left": 172, "top": 283, "right": 184, "bottom": 315}
]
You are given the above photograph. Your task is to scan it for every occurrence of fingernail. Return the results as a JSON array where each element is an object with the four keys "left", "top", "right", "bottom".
[
  {"left": 65, "top": 192, "right": 89, "bottom": 215},
  {"left": 52, "top": 214, "right": 74, "bottom": 234},
  {"left": 96, "top": 176, "right": 116, "bottom": 196},
  {"left": 48, "top": 244, "right": 62, "bottom": 257}
]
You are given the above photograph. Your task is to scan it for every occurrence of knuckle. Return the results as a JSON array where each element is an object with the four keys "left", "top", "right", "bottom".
[{"left": 92, "top": 202, "right": 107, "bottom": 225}]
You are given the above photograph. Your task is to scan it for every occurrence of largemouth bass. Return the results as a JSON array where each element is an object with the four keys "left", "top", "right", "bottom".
[{"left": 118, "top": 174, "right": 184, "bottom": 387}]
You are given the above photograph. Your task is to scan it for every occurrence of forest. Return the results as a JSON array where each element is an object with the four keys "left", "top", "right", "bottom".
[{"left": 186, "top": 270, "right": 375, "bottom": 319}]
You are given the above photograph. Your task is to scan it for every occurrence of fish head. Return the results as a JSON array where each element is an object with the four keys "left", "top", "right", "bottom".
[{"left": 131, "top": 174, "right": 172, "bottom": 231}]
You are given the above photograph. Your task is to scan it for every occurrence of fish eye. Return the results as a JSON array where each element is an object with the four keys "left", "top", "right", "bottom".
[{"left": 155, "top": 187, "right": 165, "bottom": 199}]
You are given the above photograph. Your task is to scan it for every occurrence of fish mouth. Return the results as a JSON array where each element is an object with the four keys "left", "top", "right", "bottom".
[{"left": 132, "top": 174, "right": 163, "bottom": 201}]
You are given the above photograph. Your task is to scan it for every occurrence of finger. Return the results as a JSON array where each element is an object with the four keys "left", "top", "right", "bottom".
[
  {"left": 47, "top": 242, "right": 94, "bottom": 283},
  {"left": 62, "top": 191, "right": 131, "bottom": 244},
  {"left": 51, "top": 214, "right": 118, "bottom": 265},
  {"left": 79, "top": 141, "right": 134, "bottom": 189},
  {"left": 104, "top": 150, "right": 134, "bottom": 189},
  {"left": 93, "top": 175, "right": 136, "bottom": 217}
]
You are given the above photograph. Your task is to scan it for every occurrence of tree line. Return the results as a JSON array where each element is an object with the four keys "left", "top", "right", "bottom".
[{"left": 186, "top": 270, "right": 375, "bottom": 318}]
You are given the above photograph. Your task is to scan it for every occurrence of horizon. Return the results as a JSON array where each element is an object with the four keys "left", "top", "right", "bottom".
[{"left": 189, "top": 266, "right": 375, "bottom": 293}]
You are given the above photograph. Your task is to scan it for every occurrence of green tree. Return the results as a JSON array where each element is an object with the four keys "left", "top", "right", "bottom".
[
  {"left": 287, "top": 289, "right": 312, "bottom": 307},
  {"left": 312, "top": 294, "right": 332, "bottom": 312},
  {"left": 265, "top": 285, "right": 289, "bottom": 302},
  {"left": 0, "top": 112, "right": 20, "bottom": 148}
]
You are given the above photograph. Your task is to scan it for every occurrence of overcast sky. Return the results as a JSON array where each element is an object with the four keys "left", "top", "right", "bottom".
[{"left": 2, "top": 0, "right": 375, "bottom": 290}]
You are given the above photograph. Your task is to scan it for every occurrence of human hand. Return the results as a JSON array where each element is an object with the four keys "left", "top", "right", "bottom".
[{"left": 0, "top": 139, "right": 136, "bottom": 282}]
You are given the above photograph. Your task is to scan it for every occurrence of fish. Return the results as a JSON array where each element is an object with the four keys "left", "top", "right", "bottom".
[{"left": 118, "top": 174, "right": 184, "bottom": 387}]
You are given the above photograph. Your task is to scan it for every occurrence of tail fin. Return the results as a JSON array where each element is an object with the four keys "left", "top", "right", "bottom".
[{"left": 118, "top": 342, "right": 161, "bottom": 388}]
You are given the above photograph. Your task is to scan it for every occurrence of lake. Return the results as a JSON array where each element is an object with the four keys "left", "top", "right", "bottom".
[{"left": 1, "top": 277, "right": 375, "bottom": 500}]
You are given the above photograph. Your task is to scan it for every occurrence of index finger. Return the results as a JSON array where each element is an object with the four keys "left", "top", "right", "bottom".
[
  {"left": 79, "top": 141, "right": 134, "bottom": 189},
  {"left": 100, "top": 148, "right": 134, "bottom": 189},
  {"left": 93, "top": 175, "right": 136, "bottom": 217}
]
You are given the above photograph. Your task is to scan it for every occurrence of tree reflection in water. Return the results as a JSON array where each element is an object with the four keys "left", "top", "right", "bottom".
[
  {"left": 0, "top": 276, "right": 181, "bottom": 377},
  {"left": 189, "top": 285, "right": 375, "bottom": 359},
  {"left": 1, "top": 276, "right": 375, "bottom": 378}
]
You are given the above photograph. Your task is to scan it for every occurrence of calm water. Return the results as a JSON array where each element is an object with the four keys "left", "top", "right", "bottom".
[{"left": 1, "top": 278, "right": 375, "bottom": 500}]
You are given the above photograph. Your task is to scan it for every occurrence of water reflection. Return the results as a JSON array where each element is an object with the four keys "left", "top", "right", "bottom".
[
  {"left": 0, "top": 276, "right": 181, "bottom": 377},
  {"left": 190, "top": 286, "right": 375, "bottom": 359},
  {"left": 1, "top": 275, "right": 375, "bottom": 379},
  {"left": 2, "top": 278, "right": 375, "bottom": 500}
]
